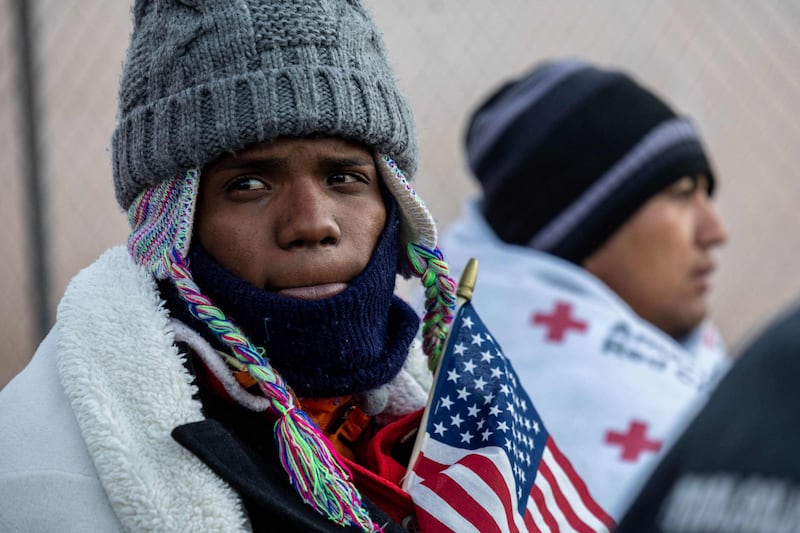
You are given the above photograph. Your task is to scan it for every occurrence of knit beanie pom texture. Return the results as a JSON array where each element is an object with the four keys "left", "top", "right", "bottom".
[{"left": 466, "top": 59, "right": 715, "bottom": 264}]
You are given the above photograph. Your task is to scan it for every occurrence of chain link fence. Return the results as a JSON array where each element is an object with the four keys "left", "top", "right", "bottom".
[{"left": 2, "top": 0, "right": 800, "bottom": 387}]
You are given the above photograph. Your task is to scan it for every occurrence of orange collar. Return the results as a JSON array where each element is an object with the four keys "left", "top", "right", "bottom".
[{"left": 299, "top": 396, "right": 372, "bottom": 462}]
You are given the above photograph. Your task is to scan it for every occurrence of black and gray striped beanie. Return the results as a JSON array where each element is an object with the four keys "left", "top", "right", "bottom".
[
  {"left": 465, "top": 59, "right": 715, "bottom": 264},
  {"left": 112, "top": 0, "right": 417, "bottom": 211}
]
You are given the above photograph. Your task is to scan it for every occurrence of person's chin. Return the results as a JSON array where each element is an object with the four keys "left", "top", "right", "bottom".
[{"left": 683, "top": 302, "right": 708, "bottom": 334}]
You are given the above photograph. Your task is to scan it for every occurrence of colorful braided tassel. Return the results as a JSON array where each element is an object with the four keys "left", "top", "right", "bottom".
[
  {"left": 167, "top": 249, "right": 378, "bottom": 531},
  {"left": 406, "top": 243, "right": 457, "bottom": 369}
]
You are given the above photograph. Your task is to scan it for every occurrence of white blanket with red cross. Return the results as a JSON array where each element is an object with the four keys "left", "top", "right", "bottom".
[{"left": 436, "top": 201, "right": 729, "bottom": 521}]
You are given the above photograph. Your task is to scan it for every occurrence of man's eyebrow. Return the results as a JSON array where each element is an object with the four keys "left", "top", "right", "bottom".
[
  {"left": 210, "top": 155, "right": 374, "bottom": 172},
  {"left": 321, "top": 156, "right": 374, "bottom": 167}
]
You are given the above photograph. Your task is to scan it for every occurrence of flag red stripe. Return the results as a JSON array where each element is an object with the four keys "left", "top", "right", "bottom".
[
  {"left": 530, "top": 483, "right": 559, "bottom": 532},
  {"left": 458, "top": 454, "right": 521, "bottom": 533},
  {"left": 415, "top": 504, "right": 457, "bottom": 533},
  {"left": 538, "top": 457, "right": 594, "bottom": 532},
  {"left": 420, "top": 467, "right": 504, "bottom": 533},
  {"left": 522, "top": 508, "right": 541, "bottom": 533},
  {"left": 412, "top": 451, "right": 448, "bottom": 479},
  {"left": 546, "top": 438, "right": 616, "bottom": 528}
]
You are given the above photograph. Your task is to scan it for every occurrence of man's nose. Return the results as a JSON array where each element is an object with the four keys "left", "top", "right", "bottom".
[
  {"left": 275, "top": 182, "right": 341, "bottom": 249},
  {"left": 696, "top": 195, "right": 728, "bottom": 249}
]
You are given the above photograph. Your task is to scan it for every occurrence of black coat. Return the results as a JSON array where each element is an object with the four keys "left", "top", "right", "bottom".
[
  {"left": 174, "top": 419, "right": 405, "bottom": 532},
  {"left": 174, "top": 347, "right": 407, "bottom": 532}
]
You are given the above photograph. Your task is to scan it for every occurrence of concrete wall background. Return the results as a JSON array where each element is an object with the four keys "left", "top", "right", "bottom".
[{"left": 2, "top": 1, "right": 799, "bottom": 387}]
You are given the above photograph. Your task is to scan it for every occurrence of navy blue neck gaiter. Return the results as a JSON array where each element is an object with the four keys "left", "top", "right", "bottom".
[{"left": 161, "top": 195, "right": 420, "bottom": 397}]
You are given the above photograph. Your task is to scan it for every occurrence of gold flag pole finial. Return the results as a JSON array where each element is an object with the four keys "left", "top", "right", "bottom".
[{"left": 456, "top": 258, "right": 478, "bottom": 303}]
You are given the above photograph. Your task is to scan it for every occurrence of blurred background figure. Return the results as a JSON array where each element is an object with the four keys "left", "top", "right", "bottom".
[
  {"left": 616, "top": 300, "right": 800, "bottom": 533},
  {"left": 439, "top": 58, "right": 729, "bottom": 520}
]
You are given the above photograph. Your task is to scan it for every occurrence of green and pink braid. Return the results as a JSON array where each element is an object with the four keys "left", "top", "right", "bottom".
[
  {"left": 379, "top": 155, "right": 457, "bottom": 369},
  {"left": 127, "top": 158, "right": 456, "bottom": 531}
]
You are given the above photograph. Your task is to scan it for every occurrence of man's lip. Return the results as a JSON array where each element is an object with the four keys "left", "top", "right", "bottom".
[
  {"left": 276, "top": 282, "right": 348, "bottom": 301},
  {"left": 693, "top": 260, "right": 716, "bottom": 277},
  {"left": 691, "top": 262, "right": 716, "bottom": 289}
]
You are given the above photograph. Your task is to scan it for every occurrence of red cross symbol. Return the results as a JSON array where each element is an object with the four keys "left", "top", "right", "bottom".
[
  {"left": 605, "top": 420, "right": 663, "bottom": 462},
  {"left": 531, "top": 301, "right": 588, "bottom": 342}
]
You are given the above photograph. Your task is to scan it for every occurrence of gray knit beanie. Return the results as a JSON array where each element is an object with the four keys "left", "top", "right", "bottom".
[{"left": 112, "top": 0, "right": 417, "bottom": 210}]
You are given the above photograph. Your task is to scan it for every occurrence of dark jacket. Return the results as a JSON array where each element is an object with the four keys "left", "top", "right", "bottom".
[{"left": 617, "top": 304, "right": 800, "bottom": 533}]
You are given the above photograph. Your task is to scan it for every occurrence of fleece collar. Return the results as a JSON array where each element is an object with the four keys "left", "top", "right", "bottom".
[{"left": 56, "top": 247, "right": 250, "bottom": 531}]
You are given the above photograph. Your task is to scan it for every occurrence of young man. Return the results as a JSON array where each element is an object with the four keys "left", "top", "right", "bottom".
[
  {"left": 0, "top": 2, "right": 456, "bottom": 531},
  {"left": 440, "top": 59, "right": 730, "bottom": 520}
]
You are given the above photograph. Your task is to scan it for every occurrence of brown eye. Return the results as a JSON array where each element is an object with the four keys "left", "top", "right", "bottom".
[
  {"left": 229, "top": 177, "right": 267, "bottom": 191},
  {"left": 328, "top": 172, "right": 363, "bottom": 185}
]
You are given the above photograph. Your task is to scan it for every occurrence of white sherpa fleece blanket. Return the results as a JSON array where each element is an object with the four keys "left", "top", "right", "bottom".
[
  {"left": 51, "top": 246, "right": 430, "bottom": 531},
  {"left": 57, "top": 246, "right": 248, "bottom": 532}
]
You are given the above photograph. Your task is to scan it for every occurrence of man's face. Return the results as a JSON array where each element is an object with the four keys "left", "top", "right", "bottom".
[
  {"left": 195, "top": 137, "right": 386, "bottom": 300},
  {"left": 583, "top": 175, "right": 727, "bottom": 339}
]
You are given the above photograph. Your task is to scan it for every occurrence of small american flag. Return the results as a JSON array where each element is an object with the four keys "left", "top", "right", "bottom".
[{"left": 405, "top": 301, "right": 615, "bottom": 532}]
